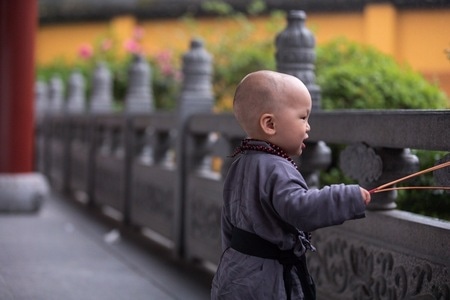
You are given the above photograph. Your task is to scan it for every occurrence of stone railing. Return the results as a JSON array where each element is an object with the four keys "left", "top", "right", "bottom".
[{"left": 35, "top": 11, "right": 450, "bottom": 300}]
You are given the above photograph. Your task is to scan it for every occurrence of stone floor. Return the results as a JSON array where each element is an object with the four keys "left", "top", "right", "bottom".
[{"left": 0, "top": 192, "right": 213, "bottom": 300}]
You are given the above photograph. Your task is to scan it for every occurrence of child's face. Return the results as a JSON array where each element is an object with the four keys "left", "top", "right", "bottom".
[{"left": 271, "top": 85, "right": 312, "bottom": 157}]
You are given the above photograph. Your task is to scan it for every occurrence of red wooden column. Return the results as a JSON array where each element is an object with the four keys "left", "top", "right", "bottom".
[
  {"left": 0, "top": 0, "right": 36, "bottom": 172},
  {"left": 0, "top": 0, "right": 48, "bottom": 212}
]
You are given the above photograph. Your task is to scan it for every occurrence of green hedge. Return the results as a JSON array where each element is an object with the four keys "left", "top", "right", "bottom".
[{"left": 316, "top": 38, "right": 449, "bottom": 110}]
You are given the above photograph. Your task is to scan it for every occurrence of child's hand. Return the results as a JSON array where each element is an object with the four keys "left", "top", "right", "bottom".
[{"left": 360, "top": 187, "right": 371, "bottom": 206}]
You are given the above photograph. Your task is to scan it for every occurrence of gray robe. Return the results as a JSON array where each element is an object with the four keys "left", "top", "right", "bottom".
[{"left": 211, "top": 143, "right": 366, "bottom": 299}]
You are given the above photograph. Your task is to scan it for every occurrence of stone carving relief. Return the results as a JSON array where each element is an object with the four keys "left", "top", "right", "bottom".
[
  {"left": 308, "top": 232, "right": 449, "bottom": 300},
  {"left": 132, "top": 180, "right": 174, "bottom": 220},
  {"left": 188, "top": 182, "right": 222, "bottom": 244}
]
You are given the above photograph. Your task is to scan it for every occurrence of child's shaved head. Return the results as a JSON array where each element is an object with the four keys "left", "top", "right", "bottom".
[{"left": 233, "top": 70, "right": 308, "bottom": 137}]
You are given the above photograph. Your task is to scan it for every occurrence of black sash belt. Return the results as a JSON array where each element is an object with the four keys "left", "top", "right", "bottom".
[{"left": 230, "top": 227, "right": 316, "bottom": 300}]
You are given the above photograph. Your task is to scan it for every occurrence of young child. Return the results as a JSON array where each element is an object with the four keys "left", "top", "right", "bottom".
[{"left": 211, "top": 70, "right": 371, "bottom": 300}]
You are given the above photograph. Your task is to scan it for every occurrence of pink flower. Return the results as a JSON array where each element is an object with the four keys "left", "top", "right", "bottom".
[
  {"left": 78, "top": 43, "right": 93, "bottom": 59},
  {"left": 156, "top": 50, "right": 171, "bottom": 63},
  {"left": 100, "top": 39, "right": 113, "bottom": 52},
  {"left": 123, "top": 38, "right": 142, "bottom": 54},
  {"left": 155, "top": 50, "right": 178, "bottom": 77}
]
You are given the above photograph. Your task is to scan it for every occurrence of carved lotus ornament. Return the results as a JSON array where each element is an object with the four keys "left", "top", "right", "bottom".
[{"left": 339, "top": 143, "right": 383, "bottom": 182}]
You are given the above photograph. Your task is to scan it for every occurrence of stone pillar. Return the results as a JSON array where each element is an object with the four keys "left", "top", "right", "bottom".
[
  {"left": 0, "top": 0, "right": 49, "bottom": 212},
  {"left": 48, "top": 75, "right": 65, "bottom": 115},
  {"left": 66, "top": 70, "right": 86, "bottom": 115},
  {"left": 35, "top": 80, "right": 49, "bottom": 123},
  {"left": 57, "top": 70, "right": 86, "bottom": 194},
  {"left": 175, "top": 38, "right": 214, "bottom": 256},
  {"left": 275, "top": 10, "right": 331, "bottom": 188},
  {"left": 122, "top": 54, "right": 154, "bottom": 223},
  {"left": 89, "top": 62, "right": 114, "bottom": 114},
  {"left": 177, "top": 39, "right": 214, "bottom": 116},
  {"left": 124, "top": 54, "right": 154, "bottom": 114}
]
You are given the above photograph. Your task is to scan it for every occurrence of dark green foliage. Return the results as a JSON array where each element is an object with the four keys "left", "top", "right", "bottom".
[
  {"left": 148, "top": 57, "right": 179, "bottom": 110},
  {"left": 316, "top": 38, "right": 449, "bottom": 110},
  {"left": 213, "top": 38, "right": 276, "bottom": 107}
]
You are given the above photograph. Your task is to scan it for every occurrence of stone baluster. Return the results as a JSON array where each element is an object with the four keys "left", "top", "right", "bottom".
[
  {"left": 159, "top": 129, "right": 177, "bottom": 169},
  {"left": 48, "top": 75, "right": 64, "bottom": 115},
  {"left": 35, "top": 80, "right": 49, "bottom": 123},
  {"left": 275, "top": 10, "right": 331, "bottom": 188},
  {"left": 66, "top": 70, "right": 86, "bottom": 114},
  {"left": 125, "top": 54, "right": 154, "bottom": 114},
  {"left": 114, "top": 127, "right": 125, "bottom": 158},
  {"left": 194, "top": 133, "right": 219, "bottom": 178},
  {"left": 121, "top": 54, "right": 153, "bottom": 224},
  {"left": 340, "top": 143, "right": 420, "bottom": 210},
  {"left": 177, "top": 38, "right": 214, "bottom": 151},
  {"left": 175, "top": 38, "right": 214, "bottom": 256},
  {"left": 137, "top": 127, "right": 155, "bottom": 166},
  {"left": 141, "top": 128, "right": 176, "bottom": 168},
  {"left": 99, "top": 127, "right": 113, "bottom": 155},
  {"left": 89, "top": 62, "right": 113, "bottom": 114},
  {"left": 137, "top": 126, "right": 174, "bottom": 167},
  {"left": 177, "top": 39, "right": 214, "bottom": 116}
]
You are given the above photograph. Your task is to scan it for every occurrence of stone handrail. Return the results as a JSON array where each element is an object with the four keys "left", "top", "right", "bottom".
[{"left": 35, "top": 10, "right": 450, "bottom": 300}]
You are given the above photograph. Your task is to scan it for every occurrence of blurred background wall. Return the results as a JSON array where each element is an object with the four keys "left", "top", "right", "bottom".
[{"left": 36, "top": 0, "right": 450, "bottom": 97}]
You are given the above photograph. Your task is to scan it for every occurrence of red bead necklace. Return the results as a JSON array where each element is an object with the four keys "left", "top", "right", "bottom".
[{"left": 231, "top": 139, "right": 298, "bottom": 169}]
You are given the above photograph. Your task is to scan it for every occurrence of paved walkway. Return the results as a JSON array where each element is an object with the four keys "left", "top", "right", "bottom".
[{"left": 0, "top": 192, "right": 213, "bottom": 300}]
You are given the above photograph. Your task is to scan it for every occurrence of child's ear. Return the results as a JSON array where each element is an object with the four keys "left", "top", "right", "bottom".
[{"left": 260, "top": 113, "right": 276, "bottom": 135}]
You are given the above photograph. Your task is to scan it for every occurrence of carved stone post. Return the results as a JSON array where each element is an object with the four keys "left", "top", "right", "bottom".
[
  {"left": 89, "top": 61, "right": 113, "bottom": 114},
  {"left": 124, "top": 54, "right": 154, "bottom": 114},
  {"left": 66, "top": 70, "right": 86, "bottom": 114},
  {"left": 48, "top": 75, "right": 64, "bottom": 115},
  {"left": 275, "top": 10, "right": 331, "bottom": 188},
  {"left": 60, "top": 70, "right": 86, "bottom": 194},
  {"left": 35, "top": 80, "right": 49, "bottom": 123},
  {"left": 175, "top": 38, "right": 214, "bottom": 257},
  {"left": 122, "top": 54, "right": 154, "bottom": 223}
]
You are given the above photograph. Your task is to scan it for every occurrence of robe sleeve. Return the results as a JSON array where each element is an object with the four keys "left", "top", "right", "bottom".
[{"left": 266, "top": 159, "right": 366, "bottom": 232}]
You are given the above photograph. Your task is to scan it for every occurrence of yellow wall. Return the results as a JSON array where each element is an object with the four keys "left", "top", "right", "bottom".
[
  {"left": 36, "top": 22, "right": 107, "bottom": 65},
  {"left": 363, "top": 3, "right": 398, "bottom": 56},
  {"left": 397, "top": 9, "right": 450, "bottom": 72},
  {"left": 306, "top": 4, "right": 450, "bottom": 96},
  {"left": 307, "top": 12, "right": 364, "bottom": 44},
  {"left": 36, "top": 5, "right": 450, "bottom": 96},
  {"left": 140, "top": 16, "right": 281, "bottom": 55}
]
